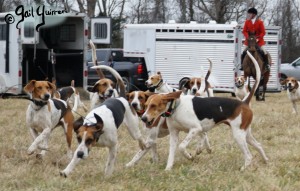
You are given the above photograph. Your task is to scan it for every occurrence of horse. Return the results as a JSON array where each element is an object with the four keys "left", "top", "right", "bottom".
[{"left": 242, "top": 32, "right": 271, "bottom": 101}]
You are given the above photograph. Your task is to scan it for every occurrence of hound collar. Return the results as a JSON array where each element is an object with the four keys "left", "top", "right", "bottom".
[
  {"left": 161, "top": 99, "right": 178, "bottom": 118},
  {"left": 153, "top": 79, "right": 164, "bottom": 90}
]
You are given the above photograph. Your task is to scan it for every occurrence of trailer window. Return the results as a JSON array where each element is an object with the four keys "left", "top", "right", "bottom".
[
  {"left": 226, "top": 30, "right": 234, "bottom": 33},
  {"left": 94, "top": 23, "right": 108, "bottom": 39},
  {"left": 60, "top": 24, "right": 76, "bottom": 42},
  {"left": 24, "top": 22, "right": 34, "bottom": 37},
  {"left": 0, "top": 24, "right": 7, "bottom": 40},
  {"left": 216, "top": 30, "right": 224, "bottom": 33}
]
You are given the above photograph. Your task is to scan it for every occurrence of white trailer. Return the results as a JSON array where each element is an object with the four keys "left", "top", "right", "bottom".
[
  {"left": 0, "top": 11, "right": 110, "bottom": 94},
  {"left": 123, "top": 21, "right": 282, "bottom": 93}
]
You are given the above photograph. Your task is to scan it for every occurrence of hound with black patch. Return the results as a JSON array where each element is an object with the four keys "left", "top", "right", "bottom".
[
  {"left": 125, "top": 90, "right": 211, "bottom": 167},
  {"left": 24, "top": 80, "right": 74, "bottom": 159},
  {"left": 60, "top": 65, "right": 146, "bottom": 178},
  {"left": 141, "top": 51, "right": 268, "bottom": 171},
  {"left": 54, "top": 80, "right": 88, "bottom": 113},
  {"left": 281, "top": 77, "right": 300, "bottom": 114}
]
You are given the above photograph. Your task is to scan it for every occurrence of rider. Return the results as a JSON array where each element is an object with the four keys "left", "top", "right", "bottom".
[{"left": 240, "top": 7, "right": 270, "bottom": 71}]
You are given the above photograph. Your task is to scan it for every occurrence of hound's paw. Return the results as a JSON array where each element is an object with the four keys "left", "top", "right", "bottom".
[
  {"left": 27, "top": 145, "right": 37, "bottom": 155},
  {"left": 59, "top": 171, "right": 68, "bottom": 178},
  {"left": 206, "top": 148, "right": 212, "bottom": 154}
]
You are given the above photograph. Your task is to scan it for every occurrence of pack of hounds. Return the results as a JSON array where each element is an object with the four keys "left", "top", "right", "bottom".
[{"left": 22, "top": 40, "right": 299, "bottom": 178}]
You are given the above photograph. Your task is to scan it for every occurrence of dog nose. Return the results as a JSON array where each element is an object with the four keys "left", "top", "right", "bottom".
[
  {"left": 77, "top": 151, "right": 84, "bottom": 159},
  {"left": 145, "top": 81, "right": 148, "bottom": 86},
  {"left": 44, "top": 94, "right": 50, "bottom": 100},
  {"left": 141, "top": 116, "right": 147, "bottom": 123},
  {"left": 131, "top": 102, "right": 138, "bottom": 109},
  {"left": 109, "top": 89, "right": 114, "bottom": 94},
  {"left": 192, "top": 89, "right": 197, "bottom": 93}
]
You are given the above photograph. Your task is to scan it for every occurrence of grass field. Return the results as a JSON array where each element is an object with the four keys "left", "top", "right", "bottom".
[{"left": 1, "top": 91, "right": 300, "bottom": 191}]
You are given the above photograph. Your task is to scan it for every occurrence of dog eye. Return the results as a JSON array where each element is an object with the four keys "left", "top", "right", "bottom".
[
  {"left": 37, "top": 86, "right": 42, "bottom": 90},
  {"left": 77, "top": 136, "right": 82, "bottom": 143},
  {"left": 138, "top": 96, "right": 143, "bottom": 100},
  {"left": 85, "top": 138, "right": 93, "bottom": 145},
  {"left": 129, "top": 96, "right": 134, "bottom": 99}
]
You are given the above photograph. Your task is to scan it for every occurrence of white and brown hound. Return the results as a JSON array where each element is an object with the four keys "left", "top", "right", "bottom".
[
  {"left": 125, "top": 90, "right": 211, "bottom": 167},
  {"left": 282, "top": 77, "right": 300, "bottom": 114},
  {"left": 60, "top": 65, "right": 146, "bottom": 178},
  {"left": 235, "top": 76, "right": 250, "bottom": 101},
  {"left": 54, "top": 80, "right": 88, "bottom": 113},
  {"left": 141, "top": 51, "right": 268, "bottom": 171},
  {"left": 145, "top": 71, "right": 175, "bottom": 93},
  {"left": 88, "top": 40, "right": 119, "bottom": 109},
  {"left": 24, "top": 80, "right": 74, "bottom": 159},
  {"left": 183, "top": 59, "right": 214, "bottom": 97}
]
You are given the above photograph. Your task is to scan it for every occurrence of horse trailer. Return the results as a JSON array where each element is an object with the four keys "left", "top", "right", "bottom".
[
  {"left": 0, "top": 11, "right": 110, "bottom": 94},
  {"left": 123, "top": 21, "right": 282, "bottom": 93}
]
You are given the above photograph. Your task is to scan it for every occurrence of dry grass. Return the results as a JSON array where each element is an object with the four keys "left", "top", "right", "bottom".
[{"left": 1, "top": 92, "right": 300, "bottom": 191}]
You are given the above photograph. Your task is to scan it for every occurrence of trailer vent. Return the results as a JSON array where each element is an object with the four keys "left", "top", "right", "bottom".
[{"left": 94, "top": 23, "right": 108, "bottom": 39}]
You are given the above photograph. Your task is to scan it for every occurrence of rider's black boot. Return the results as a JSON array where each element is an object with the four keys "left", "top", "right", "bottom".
[{"left": 239, "top": 50, "right": 247, "bottom": 70}]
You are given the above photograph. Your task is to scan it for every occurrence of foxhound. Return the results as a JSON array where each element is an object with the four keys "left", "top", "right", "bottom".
[
  {"left": 54, "top": 80, "right": 88, "bottom": 113},
  {"left": 281, "top": 77, "right": 300, "bottom": 114},
  {"left": 141, "top": 51, "right": 268, "bottom": 171},
  {"left": 24, "top": 80, "right": 74, "bottom": 159},
  {"left": 60, "top": 65, "right": 146, "bottom": 178},
  {"left": 88, "top": 40, "right": 119, "bottom": 109},
  {"left": 145, "top": 71, "right": 176, "bottom": 93},
  {"left": 235, "top": 76, "right": 250, "bottom": 101},
  {"left": 125, "top": 90, "right": 211, "bottom": 167},
  {"left": 183, "top": 59, "right": 214, "bottom": 97}
]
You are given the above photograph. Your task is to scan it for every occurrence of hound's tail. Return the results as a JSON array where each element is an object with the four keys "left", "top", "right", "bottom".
[
  {"left": 89, "top": 40, "right": 105, "bottom": 79},
  {"left": 205, "top": 58, "right": 212, "bottom": 81},
  {"left": 91, "top": 65, "right": 126, "bottom": 98},
  {"left": 205, "top": 58, "right": 213, "bottom": 96},
  {"left": 243, "top": 51, "right": 261, "bottom": 105}
]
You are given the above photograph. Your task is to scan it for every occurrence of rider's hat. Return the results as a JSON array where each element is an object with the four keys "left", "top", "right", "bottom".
[{"left": 247, "top": 7, "right": 257, "bottom": 15}]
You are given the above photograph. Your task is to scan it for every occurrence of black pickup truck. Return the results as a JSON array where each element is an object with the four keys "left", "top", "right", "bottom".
[{"left": 86, "top": 48, "right": 148, "bottom": 92}]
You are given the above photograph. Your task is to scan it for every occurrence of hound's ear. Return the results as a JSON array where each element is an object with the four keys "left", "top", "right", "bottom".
[
  {"left": 280, "top": 79, "right": 287, "bottom": 85},
  {"left": 184, "top": 80, "right": 191, "bottom": 89},
  {"left": 162, "top": 91, "right": 182, "bottom": 101},
  {"left": 126, "top": 93, "right": 130, "bottom": 100},
  {"left": 73, "top": 117, "right": 84, "bottom": 133},
  {"left": 157, "top": 71, "right": 162, "bottom": 78},
  {"left": 94, "top": 113, "right": 104, "bottom": 129},
  {"left": 87, "top": 83, "right": 99, "bottom": 92},
  {"left": 47, "top": 82, "right": 56, "bottom": 92},
  {"left": 24, "top": 80, "right": 36, "bottom": 93}
]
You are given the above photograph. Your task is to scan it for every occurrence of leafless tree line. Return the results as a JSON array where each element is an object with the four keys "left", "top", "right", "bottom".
[{"left": 0, "top": 0, "right": 299, "bottom": 62}]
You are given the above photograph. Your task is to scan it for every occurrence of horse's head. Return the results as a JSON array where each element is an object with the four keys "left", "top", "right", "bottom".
[{"left": 247, "top": 32, "right": 257, "bottom": 51}]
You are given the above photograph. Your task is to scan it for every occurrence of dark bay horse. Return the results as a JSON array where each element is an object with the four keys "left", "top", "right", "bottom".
[{"left": 242, "top": 33, "right": 271, "bottom": 101}]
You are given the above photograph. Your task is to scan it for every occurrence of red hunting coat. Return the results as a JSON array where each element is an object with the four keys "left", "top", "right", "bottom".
[{"left": 243, "top": 18, "right": 266, "bottom": 47}]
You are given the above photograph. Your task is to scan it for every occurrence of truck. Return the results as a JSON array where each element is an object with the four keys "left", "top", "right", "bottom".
[
  {"left": 86, "top": 48, "right": 148, "bottom": 91},
  {"left": 0, "top": 10, "right": 110, "bottom": 95},
  {"left": 123, "top": 21, "right": 282, "bottom": 93}
]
